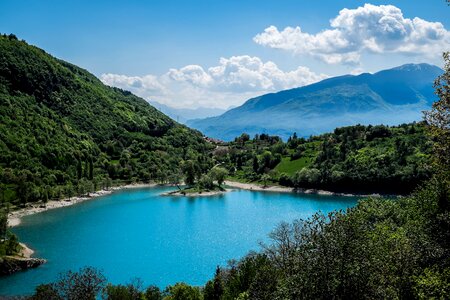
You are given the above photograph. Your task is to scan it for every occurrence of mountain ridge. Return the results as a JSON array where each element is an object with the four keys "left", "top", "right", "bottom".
[{"left": 188, "top": 63, "right": 442, "bottom": 140}]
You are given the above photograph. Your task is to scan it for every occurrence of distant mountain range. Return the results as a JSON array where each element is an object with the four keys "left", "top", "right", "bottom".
[
  {"left": 148, "top": 101, "right": 227, "bottom": 124},
  {"left": 188, "top": 63, "right": 443, "bottom": 140}
]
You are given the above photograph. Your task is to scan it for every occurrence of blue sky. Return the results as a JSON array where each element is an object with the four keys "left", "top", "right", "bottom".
[{"left": 1, "top": 0, "right": 449, "bottom": 108}]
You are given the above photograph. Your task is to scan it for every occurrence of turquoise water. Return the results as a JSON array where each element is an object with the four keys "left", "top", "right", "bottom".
[{"left": 0, "top": 186, "right": 359, "bottom": 296}]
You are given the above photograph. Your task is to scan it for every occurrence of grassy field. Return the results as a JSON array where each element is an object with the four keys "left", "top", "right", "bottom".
[
  {"left": 274, "top": 156, "right": 313, "bottom": 175},
  {"left": 274, "top": 141, "right": 320, "bottom": 175}
]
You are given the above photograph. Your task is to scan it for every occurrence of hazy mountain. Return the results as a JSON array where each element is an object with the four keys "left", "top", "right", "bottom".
[
  {"left": 148, "top": 101, "right": 227, "bottom": 124},
  {"left": 188, "top": 63, "right": 442, "bottom": 140}
]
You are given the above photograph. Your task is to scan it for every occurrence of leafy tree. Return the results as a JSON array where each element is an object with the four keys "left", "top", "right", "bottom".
[
  {"left": 182, "top": 160, "right": 198, "bottom": 186},
  {"left": 0, "top": 205, "right": 8, "bottom": 241},
  {"left": 51, "top": 267, "right": 107, "bottom": 300},
  {"left": 203, "top": 267, "right": 223, "bottom": 300},
  {"left": 261, "top": 174, "right": 270, "bottom": 187},
  {"left": 164, "top": 283, "right": 202, "bottom": 300},
  {"left": 424, "top": 51, "right": 450, "bottom": 212},
  {"left": 145, "top": 285, "right": 163, "bottom": 300},
  {"left": 199, "top": 174, "right": 214, "bottom": 190},
  {"left": 209, "top": 167, "right": 228, "bottom": 186},
  {"left": 30, "top": 284, "right": 62, "bottom": 300},
  {"left": 103, "top": 278, "right": 144, "bottom": 300}
]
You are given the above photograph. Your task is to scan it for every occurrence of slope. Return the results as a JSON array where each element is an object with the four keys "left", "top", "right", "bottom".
[{"left": 0, "top": 34, "right": 212, "bottom": 205}]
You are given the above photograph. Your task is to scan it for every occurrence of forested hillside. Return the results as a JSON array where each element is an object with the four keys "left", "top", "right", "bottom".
[
  {"left": 0, "top": 34, "right": 213, "bottom": 206},
  {"left": 217, "top": 122, "right": 432, "bottom": 194}
]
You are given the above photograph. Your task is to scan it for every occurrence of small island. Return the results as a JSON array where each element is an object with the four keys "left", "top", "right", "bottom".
[{"left": 162, "top": 165, "right": 229, "bottom": 196}]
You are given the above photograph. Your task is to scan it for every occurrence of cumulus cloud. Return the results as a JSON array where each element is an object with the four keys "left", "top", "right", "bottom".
[
  {"left": 253, "top": 4, "right": 450, "bottom": 64},
  {"left": 101, "top": 55, "right": 327, "bottom": 109}
]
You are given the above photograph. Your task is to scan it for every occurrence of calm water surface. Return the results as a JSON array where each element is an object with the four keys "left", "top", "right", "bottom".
[{"left": 0, "top": 186, "right": 359, "bottom": 296}]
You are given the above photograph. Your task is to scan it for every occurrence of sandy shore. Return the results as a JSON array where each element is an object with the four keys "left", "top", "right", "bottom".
[
  {"left": 18, "top": 242, "right": 34, "bottom": 258},
  {"left": 225, "top": 181, "right": 294, "bottom": 193},
  {"left": 224, "top": 181, "right": 380, "bottom": 197},
  {"left": 7, "top": 183, "right": 158, "bottom": 227}
]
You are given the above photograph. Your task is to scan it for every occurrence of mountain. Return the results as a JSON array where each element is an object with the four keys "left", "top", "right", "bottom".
[
  {"left": 188, "top": 63, "right": 443, "bottom": 140},
  {"left": 148, "top": 100, "right": 226, "bottom": 124},
  {"left": 0, "top": 34, "right": 212, "bottom": 204}
]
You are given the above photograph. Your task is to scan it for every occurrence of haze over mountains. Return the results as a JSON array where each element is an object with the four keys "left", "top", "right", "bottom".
[
  {"left": 188, "top": 63, "right": 443, "bottom": 140},
  {"left": 148, "top": 100, "right": 226, "bottom": 124}
]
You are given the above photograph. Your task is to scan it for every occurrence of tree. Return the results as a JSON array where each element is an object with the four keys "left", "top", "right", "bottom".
[
  {"left": 252, "top": 156, "right": 259, "bottom": 173},
  {"left": 209, "top": 167, "right": 228, "bottom": 186},
  {"left": 204, "top": 266, "right": 224, "bottom": 300},
  {"left": 52, "top": 267, "right": 106, "bottom": 300},
  {"left": 30, "top": 284, "right": 62, "bottom": 300},
  {"left": 425, "top": 52, "right": 450, "bottom": 176},
  {"left": 0, "top": 205, "right": 8, "bottom": 240},
  {"left": 182, "top": 160, "right": 197, "bottom": 186},
  {"left": 66, "top": 183, "right": 74, "bottom": 200},
  {"left": 89, "top": 158, "right": 94, "bottom": 180},
  {"left": 43, "top": 187, "right": 49, "bottom": 206},
  {"left": 145, "top": 285, "right": 162, "bottom": 300},
  {"left": 77, "top": 159, "right": 83, "bottom": 180},
  {"left": 168, "top": 171, "right": 183, "bottom": 191},
  {"left": 424, "top": 51, "right": 450, "bottom": 260},
  {"left": 199, "top": 174, "right": 214, "bottom": 190},
  {"left": 164, "top": 283, "right": 202, "bottom": 300},
  {"left": 261, "top": 174, "right": 271, "bottom": 188},
  {"left": 103, "top": 278, "right": 144, "bottom": 300}
]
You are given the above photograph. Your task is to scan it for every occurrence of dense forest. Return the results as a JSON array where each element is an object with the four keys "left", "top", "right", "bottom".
[
  {"left": 0, "top": 34, "right": 214, "bottom": 207},
  {"left": 216, "top": 122, "right": 432, "bottom": 194}
]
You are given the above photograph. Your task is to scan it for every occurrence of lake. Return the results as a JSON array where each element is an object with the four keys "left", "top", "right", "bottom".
[{"left": 0, "top": 186, "right": 359, "bottom": 296}]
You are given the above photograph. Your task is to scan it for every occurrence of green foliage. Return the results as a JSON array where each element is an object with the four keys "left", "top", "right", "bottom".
[
  {"left": 217, "top": 122, "right": 431, "bottom": 194},
  {"left": 413, "top": 267, "right": 450, "bottom": 300},
  {"left": 163, "top": 283, "right": 203, "bottom": 300},
  {"left": 0, "top": 205, "right": 20, "bottom": 256},
  {"left": 103, "top": 279, "right": 145, "bottom": 300},
  {"left": 0, "top": 35, "right": 213, "bottom": 206},
  {"left": 205, "top": 179, "right": 449, "bottom": 299},
  {"left": 145, "top": 285, "right": 163, "bottom": 300},
  {"left": 209, "top": 167, "right": 228, "bottom": 186},
  {"left": 30, "top": 284, "right": 62, "bottom": 300},
  {"left": 33, "top": 267, "right": 107, "bottom": 300},
  {"left": 424, "top": 52, "right": 450, "bottom": 176}
]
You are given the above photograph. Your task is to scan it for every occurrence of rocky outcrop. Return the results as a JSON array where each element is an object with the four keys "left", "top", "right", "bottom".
[
  {"left": 0, "top": 243, "right": 46, "bottom": 276},
  {"left": 0, "top": 256, "right": 46, "bottom": 276}
]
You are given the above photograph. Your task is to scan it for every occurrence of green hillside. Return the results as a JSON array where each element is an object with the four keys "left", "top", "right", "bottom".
[
  {"left": 220, "top": 122, "right": 432, "bottom": 194},
  {"left": 0, "top": 34, "right": 213, "bottom": 205}
]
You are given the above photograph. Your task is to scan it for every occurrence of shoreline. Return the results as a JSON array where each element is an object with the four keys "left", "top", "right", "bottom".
[
  {"left": 7, "top": 183, "right": 159, "bottom": 228},
  {"left": 7, "top": 180, "right": 385, "bottom": 228},
  {"left": 0, "top": 243, "right": 46, "bottom": 276},
  {"left": 224, "top": 180, "right": 382, "bottom": 197}
]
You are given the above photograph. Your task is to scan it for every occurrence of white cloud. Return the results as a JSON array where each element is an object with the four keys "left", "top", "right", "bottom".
[
  {"left": 253, "top": 4, "right": 450, "bottom": 64},
  {"left": 101, "top": 55, "right": 327, "bottom": 109}
]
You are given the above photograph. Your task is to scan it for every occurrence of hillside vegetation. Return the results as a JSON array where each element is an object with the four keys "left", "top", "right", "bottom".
[
  {"left": 218, "top": 122, "right": 431, "bottom": 194},
  {"left": 0, "top": 34, "right": 213, "bottom": 206}
]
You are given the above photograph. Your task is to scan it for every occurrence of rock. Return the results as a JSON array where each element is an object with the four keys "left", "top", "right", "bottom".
[{"left": 0, "top": 256, "right": 46, "bottom": 276}]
